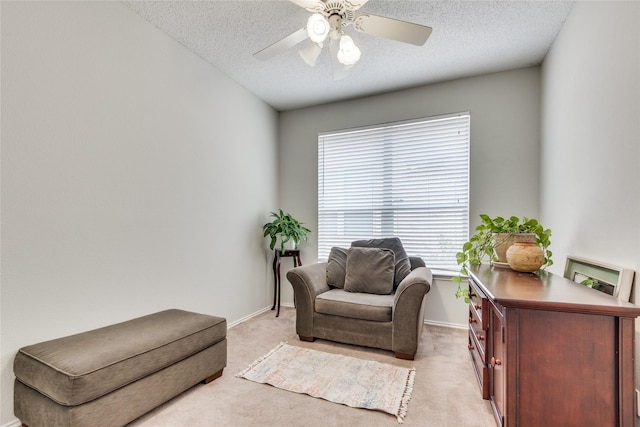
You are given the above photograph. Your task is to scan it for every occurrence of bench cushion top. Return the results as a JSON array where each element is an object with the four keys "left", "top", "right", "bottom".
[{"left": 14, "top": 309, "right": 226, "bottom": 406}]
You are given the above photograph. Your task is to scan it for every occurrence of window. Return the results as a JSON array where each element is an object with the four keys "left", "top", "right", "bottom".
[{"left": 318, "top": 112, "right": 470, "bottom": 269}]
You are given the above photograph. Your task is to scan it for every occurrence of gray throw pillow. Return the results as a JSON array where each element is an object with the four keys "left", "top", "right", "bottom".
[
  {"left": 351, "top": 237, "right": 412, "bottom": 288},
  {"left": 344, "top": 247, "right": 395, "bottom": 295},
  {"left": 326, "top": 247, "right": 348, "bottom": 288}
]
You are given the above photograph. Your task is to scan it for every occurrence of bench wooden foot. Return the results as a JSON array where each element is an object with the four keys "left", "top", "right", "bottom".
[
  {"left": 394, "top": 352, "right": 415, "bottom": 360},
  {"left": 299, "top": 335, "right": 315, "bottom": 342},
  {"left": 203, "top": 369, "right": 223, "bottom": 384}
]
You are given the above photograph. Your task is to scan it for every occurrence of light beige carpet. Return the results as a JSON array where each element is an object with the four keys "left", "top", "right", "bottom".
[{"left": 129, "top": 307, "right": 495, "bottom": 426}]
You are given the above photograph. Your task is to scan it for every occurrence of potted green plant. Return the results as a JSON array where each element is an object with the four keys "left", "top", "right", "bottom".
[
  {"left": 262, "top": 209, "right": 311, "bottom": 253},
  {"left": 452, "top": 214, "right": 552, "bottom": 301}
]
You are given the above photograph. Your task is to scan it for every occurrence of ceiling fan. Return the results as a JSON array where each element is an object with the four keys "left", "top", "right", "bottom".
[{"left": 253, "top": 0, "right": 432, "bottom": 80}]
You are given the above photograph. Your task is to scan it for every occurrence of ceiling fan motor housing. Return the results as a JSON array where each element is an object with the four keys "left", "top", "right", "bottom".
[{"left": 323, "top": 1, "right": 355, "bottom": 25}]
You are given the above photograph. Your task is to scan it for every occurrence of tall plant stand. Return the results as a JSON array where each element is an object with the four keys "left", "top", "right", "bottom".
[{"left": 272, "top": 249, "right": 302, "bottom": 317}]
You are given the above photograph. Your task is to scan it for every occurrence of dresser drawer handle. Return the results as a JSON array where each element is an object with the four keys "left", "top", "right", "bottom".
[
  {"left": 468, "top": 344, "right": 474, "bottom": 350},
  {"left": 469, "top": 316, "right": 477, "bottom": 324},
  {"left": 490, "top": 357, "right": 502, "bottom": 367},
  {"left": 474, "top": 304, "right": 481, "bottom": 310},
  {"left": 477, "top": 335, "right": 484, "bottom": 341}
]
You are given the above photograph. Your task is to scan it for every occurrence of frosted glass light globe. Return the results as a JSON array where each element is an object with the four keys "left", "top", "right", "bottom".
[
  {"left": 337, "top": 35, "right": 361, "bottom": 66},
  {"left": 307, "top": 14, "right": 329, "bottom": 43}
]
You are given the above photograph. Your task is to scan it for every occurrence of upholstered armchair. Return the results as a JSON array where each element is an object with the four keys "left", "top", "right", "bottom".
[{"left": 286, "top": 238, "right": 432, "bottom": 360}]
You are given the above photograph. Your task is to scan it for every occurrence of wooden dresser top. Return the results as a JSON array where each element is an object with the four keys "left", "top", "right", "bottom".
[{"left": 468, "top": 264, "right": 640, "bottom": 317}]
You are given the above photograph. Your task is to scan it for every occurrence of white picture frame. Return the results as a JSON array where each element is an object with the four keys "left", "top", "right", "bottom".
[{"left": 564, "top": 255, "right": 634, "bottom": 302}]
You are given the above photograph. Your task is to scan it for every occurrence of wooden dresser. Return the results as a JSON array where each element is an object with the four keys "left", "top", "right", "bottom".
[{"left": 467, "top": 264, "right": 640, "bottom": 427}]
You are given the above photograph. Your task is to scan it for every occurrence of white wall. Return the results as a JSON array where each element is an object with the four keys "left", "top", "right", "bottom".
[
  {"left": 0, "top": 2, "right": 278, "bottom": 425},
  {"left": 278, "top": 67, "right": 542, "bottom": 323},
  {"left": 541, "top": 1, "right": 640, "bottom": 281},
  {"left": 540, "top": 1, "right": 640, "bottom": 414}
]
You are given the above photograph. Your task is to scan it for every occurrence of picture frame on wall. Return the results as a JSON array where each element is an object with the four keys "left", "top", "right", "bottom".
[{"left": 564, "top": 255, "right": 634, "bottom": 302}]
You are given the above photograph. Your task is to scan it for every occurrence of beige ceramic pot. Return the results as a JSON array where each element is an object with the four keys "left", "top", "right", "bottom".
[
  {"left": 506, "top": 241, "right": 544, "bottom": 272},
  {"left": 493, "top": 233, "right": 537, "bottom": 263}
]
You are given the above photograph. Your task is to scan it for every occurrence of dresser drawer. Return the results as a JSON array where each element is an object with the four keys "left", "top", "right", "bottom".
[
  {"left": 468, "top": 329, "right": 490, "bottom": 399},
  {"left": 468, "top": 279, "right": 489, "bottom": 328},
  {"left": 469, "top": 309, "right": 487, "bottom": 357},
  {"left": 468, "top": 278, "right": 489, "bottom": 357}
]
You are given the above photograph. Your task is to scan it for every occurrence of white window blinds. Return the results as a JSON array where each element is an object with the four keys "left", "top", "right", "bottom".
[{"left": 318, "top": 112, "right": 470, "bottom": 269}]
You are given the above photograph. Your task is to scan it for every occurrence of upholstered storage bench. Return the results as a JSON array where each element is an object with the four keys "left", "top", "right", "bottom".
[{"left": 13, "top": 309, "right": 227, "bottom": 427}]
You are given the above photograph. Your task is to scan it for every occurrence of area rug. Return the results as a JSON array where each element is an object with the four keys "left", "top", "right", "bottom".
[{"left": 236, "top": 342, "right": 415, "bottom": 423}]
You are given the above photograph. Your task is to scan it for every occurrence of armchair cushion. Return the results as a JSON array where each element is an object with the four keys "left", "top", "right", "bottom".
[
  {"left": 326, "top": 247, "right": 348, "bottom": 288},
  {"left": 344, "top": 247, "right": 395, "bottom": 295},
  {"left": 351, "top": 237, "right": 411, "bottom": 288},
  {"left": 316, "top": 289, "right": 393, "bottom": 322}
]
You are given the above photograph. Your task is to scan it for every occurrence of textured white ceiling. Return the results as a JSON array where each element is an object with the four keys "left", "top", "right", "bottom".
[{"left": 123, "top": 0, "right": 574, "bottom": 111}]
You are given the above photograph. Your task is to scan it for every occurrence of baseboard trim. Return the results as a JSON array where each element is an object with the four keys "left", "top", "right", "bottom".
[
  {"left": 1, "top": 419, "right": 22, "bottom": 427},
  {"left": 230, "top": 309, "right": 467, "bottom": 332},
  {"left": 227, "top": 306, "right": 272, "bottom": 329},
  {"left": 424, "top": 319, "right": 468, "bottom": 330}
]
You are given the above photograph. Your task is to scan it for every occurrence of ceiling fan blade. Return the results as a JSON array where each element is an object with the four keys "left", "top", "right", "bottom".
[
  {"left": 254, "top": 27, "right": 309, "bottom": 61},
  {"left": 329, "top": 37, "right": 350, "bottom": 80},
  {"left": 287, "top": 0, "right": 325, "bottom": 13},
  {"left": 354, "top": 14, "right": 432, "bottom": 46},
  {"left": 345, "top": 0, "right": 370, "bottom": 11},
  {"left": 299, "top": 41, "right": 323, "bottom": 66}
]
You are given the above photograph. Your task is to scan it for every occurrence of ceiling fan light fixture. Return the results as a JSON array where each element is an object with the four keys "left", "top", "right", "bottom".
[
  {"left": 299, "top": 41, "right": 323, "bottom": 66},
  {"left": 254, "top": 0, "right": 434, "bottom": 79},
  {"left": 337, "top": 34, "right": 361, "bottom": 66},
  {"left": 307, "top": 13, "right": 330, "bottom": 43}
]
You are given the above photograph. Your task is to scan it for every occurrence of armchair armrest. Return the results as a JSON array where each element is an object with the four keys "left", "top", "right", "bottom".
[
  {"left": 286, "top": 263, "right": 330, "bottom": 337},
  {"left": 392, "top": 266, "right": 433, "bottom": 356},
  {"left": 409, "top": 256, "right": 426, "bottom": 270}
]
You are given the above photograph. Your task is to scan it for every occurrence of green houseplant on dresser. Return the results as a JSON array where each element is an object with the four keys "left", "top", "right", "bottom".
[
  {"left": 453, "top": 214, "right": 552, "bottom": 302},
  {"left": 262, "top": 209, "right": 311, "bottom": 253}
]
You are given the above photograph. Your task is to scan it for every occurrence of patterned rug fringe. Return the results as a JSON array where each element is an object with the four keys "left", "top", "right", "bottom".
[
  {"left": 397, "top": 368, "right": 416, "bottom": 423},
  {"left": 235, "top": 341, "right": 287, "bottom": 378}
]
